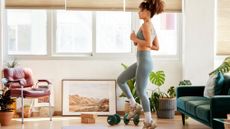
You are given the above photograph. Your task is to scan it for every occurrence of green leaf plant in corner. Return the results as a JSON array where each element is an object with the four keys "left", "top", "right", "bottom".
[
  {"left": 209, "top": 56, "right": 230, "bottom": 76},
  {"left": 0, "top": 88, "right": 15, "bottom": 112}
]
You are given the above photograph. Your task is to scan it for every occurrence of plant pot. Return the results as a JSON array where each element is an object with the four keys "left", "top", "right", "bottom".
[
  {"left": 157, "top": 98, "right": 176, "bottom": 119},
  {"left": 0, "top": 111, "right": 14, "bottom": 126}
]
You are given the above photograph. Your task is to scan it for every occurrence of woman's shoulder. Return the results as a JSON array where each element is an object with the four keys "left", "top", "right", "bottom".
[{"left": 141, "top": 22, "right": 152, "bottom": 31}]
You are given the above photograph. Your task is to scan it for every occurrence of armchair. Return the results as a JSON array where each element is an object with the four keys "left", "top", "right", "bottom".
[{"left": 1, "top": 67, "right": 52, "bottom": 124}]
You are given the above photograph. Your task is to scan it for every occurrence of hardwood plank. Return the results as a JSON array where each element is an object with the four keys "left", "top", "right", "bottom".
[{"left": 0, "top": 115, "right": 211, "bottom": 129}]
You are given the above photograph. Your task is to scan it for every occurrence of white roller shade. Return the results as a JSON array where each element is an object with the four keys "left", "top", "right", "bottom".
[
  {"left": 217, "top": 0, "right": 230, "bottom": 55},
  {"left": 6, "top": 0, "right": 65, "bottom": 9},
  {"left": 5, "top": 0, "right": 182, "bottom": 12}
]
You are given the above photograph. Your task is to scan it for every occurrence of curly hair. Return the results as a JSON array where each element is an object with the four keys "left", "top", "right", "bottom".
[{"left": 139, "top": 0, "right": 165, "bottom": 18}]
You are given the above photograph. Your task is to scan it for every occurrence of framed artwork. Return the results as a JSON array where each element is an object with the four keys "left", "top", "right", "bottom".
[
  {"left": 34, "top": 86, "right": 54, "bottom": 107},
  {"left": 62, "top": 79, "right": 116, "bottom": 116}
]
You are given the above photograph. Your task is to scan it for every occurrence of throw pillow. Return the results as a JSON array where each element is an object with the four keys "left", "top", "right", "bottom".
[
  {"left": 214, "top": 72, "right": 225, "bottom": 95},
  {"left": 204, "top": 74, "right": 218, "bottom": 97}
]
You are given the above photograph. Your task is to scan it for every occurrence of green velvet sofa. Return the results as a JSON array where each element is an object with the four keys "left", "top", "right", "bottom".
[{"left": 176, "top": 75, "right": 230, "bottom": 129}]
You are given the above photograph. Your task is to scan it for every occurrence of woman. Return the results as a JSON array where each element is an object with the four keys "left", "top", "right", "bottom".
[{"left": 117, "top": 0, "right": 164, "bottom": 128}]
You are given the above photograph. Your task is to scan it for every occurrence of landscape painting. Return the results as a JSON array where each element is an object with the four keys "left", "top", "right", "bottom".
[{"left": 62, "top": 79, "right": 116, "bottom": 115}]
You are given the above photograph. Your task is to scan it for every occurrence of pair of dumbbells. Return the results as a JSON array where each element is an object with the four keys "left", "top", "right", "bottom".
[{"left": 107, "top": 113, "right": 140, "bottom": 126}]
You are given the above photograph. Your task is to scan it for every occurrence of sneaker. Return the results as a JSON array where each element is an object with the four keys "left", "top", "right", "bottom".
[
  {"left": 127, "top": 103, "right": 142, "bottom": 119},
  {"left": 142, "top": 121, "right": 157, "bottom": 129}
]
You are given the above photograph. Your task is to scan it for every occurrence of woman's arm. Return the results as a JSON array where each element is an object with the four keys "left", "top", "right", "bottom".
[
  {"left": 150, "top": 36, "right": 159, "bottom": 50},
  {"left": 130, "top": 23, "right": 151, "bottom": 47}
]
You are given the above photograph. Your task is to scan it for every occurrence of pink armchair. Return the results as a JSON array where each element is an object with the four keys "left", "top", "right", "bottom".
[{"left": 1, "top": 67, "right": 52, "bottom": 124}]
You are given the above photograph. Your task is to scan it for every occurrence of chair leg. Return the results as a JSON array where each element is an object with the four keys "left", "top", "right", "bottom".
[
  {"left": 182, "top": 113, "right": 185, "bottom": 125},
  {"left": 49, "top": 95, "right": 52, "bottom": 121},
  {"left": 21, "top": 97, "right": 24, "bottom": 124}
]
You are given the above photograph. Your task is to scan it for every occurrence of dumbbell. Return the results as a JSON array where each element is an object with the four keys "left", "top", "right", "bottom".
[
  {"left": 107, "top": 114, "right": 121, "bottom": 126},
  {"left": 123, "top": 113, "right": 140, "bottom": 126},
  {"left": 107, "top": 113, "right": 140, "bottom": 126}
]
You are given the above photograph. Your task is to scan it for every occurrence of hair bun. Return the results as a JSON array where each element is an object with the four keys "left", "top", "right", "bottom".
[{"left": 145, "top": 0, "right": 155, "bottom": 4}]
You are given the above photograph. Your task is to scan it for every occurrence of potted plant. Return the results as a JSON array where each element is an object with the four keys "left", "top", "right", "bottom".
[
  {"left": 149, "top": 70, "right": 176, "bottom": 119},
  {"left": 0, "top": 88, "right": 15, "bottom": 126}
]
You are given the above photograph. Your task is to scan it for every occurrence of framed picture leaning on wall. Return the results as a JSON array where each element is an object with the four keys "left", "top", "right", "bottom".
[{"left": 62, "top": 79, "right": 116, "bottom": 116}]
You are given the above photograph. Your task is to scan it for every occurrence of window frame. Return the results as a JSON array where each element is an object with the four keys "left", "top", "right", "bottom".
[
  {"left": 5, "top": 10, "right": 182, "bottom": 60},
  {"left": 6, "top": 9, "right": 48, "bottom": 56}
]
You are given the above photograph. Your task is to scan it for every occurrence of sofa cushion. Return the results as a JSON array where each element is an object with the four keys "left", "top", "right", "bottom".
[
  {"left": 204, "top": 74, "right": 218, "bottom": 97},
  {"left": 196, "top": 104, "right": 210, "bottom": 123},
  {"left": 222, "top": 74, "right": 230, "bottom": 95},
  {"left": 177, "top": 96, "right": 208, "bottom": 110},
  {"left": 214, "top": 72, "right": 225, "bottom": 95},
  {"left": 185, "top": 99, "right": 210, "bottom": 116}
]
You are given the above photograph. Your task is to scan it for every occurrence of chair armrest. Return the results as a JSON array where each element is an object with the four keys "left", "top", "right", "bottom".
[
  {"left": 176, "top": 86, "right": 205, "bottom": 98},
  {"left": 210, "top": 95, "right": 230, "bottom": 119},
  {"left": 38, "top": 79, "right": 51, "bottom": 84},
  {"left": 1, "top": 78, "right": 24, "bottom": 88},
  {"left": 36, "top": 79, "right": 51, "bottom": 87}
]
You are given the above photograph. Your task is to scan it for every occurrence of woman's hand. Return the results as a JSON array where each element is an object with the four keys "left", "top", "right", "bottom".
[{"left": 130, "top": 31, "right": 137, "bottom": 42}]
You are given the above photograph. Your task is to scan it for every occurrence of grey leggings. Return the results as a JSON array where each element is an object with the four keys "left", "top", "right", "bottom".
[{"left": 117, "top": 51, "right": 153, "bottom": 112}]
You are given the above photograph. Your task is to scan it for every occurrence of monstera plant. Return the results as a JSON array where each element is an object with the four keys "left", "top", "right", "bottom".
[{"left": 149, "top": 70, "right": 176, "bottom": 119}]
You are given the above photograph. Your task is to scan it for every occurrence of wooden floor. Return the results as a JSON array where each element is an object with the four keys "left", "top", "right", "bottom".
[{"left": 1, "top": 115, "right": 211, "bottom": 129}]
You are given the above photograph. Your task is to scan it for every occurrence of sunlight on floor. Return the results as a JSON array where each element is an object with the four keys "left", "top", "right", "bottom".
[{"left": 12, "top": 117, "right": 80, "bottom": 122}]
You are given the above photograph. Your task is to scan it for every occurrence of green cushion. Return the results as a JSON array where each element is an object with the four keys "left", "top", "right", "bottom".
[
  {"left": 223, "top": 75, "right": 230, "bottom": 95},
  {"left": 196, "top": 104, "right": 210, "bottom": 123},
  {"left": 177, "top": 96, "right": 208, "bottom": 110},
  {"left": 185, "top": 100, "right": 210, "bottom": 116},
  {"left": 215, "top": 72, "right": 225, "bottom": 95}
]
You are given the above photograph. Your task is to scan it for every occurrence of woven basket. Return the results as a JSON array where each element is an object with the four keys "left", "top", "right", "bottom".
[{"left": 157, "top": 98, "right": 176, "bottom": 119}]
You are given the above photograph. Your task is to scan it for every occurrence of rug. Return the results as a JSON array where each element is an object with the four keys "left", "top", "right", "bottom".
[{"left": 62, "top": 125, "right": 108, "bottom": 129}]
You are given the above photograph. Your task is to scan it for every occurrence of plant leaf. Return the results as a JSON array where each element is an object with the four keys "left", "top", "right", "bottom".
[{"left": 149, "top": 71, "right": 165, "bottom": 87}]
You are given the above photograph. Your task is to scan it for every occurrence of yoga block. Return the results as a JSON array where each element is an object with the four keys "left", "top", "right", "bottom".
[
  {"left": 81, "top": 117, "right": 96, "bottom": 124},
  {"left": 80, "top": 114, "right": 97, "bottom": 124}
]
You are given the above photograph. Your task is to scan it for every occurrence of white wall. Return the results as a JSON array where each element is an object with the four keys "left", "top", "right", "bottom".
[
  {"left": 0, "top": 1, "right": 3, "bottom": 71},
  {"left": 183, "top": 0, "right": 216, "bottom": 85}
]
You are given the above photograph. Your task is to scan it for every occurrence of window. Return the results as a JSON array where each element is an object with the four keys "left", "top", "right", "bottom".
[
  {"left": 7, "top": 10, "right": 47, "bottom": 55},
  {"left": 6, "top": 10, "right": 180, "bottom": 57},
  {"left": 56, "top": 11, "right": 92, "bottom": 54},
  {"left": 152, "top": 13, "right": 179, "bottom": 55},
  {"left": 140, "top": 13, "right": 179, "bottom": 56},
  {"left": 96, "top": 11, "right": 132, "bottom": 53}
]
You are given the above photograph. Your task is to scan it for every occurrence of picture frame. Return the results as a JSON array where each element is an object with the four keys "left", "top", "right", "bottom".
[
  {"left": 62, "top": 79, "right": 116, "bottom": 116},
  {"left": 34, "top": 85, "right": 54, "bottom": 107}
]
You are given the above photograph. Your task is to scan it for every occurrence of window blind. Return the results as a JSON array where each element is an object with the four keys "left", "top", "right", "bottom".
[
  {"left": 217, "top": 0, "right": 230, "bottom": 55},
  {"left": 5, "top": 0, "right": 182, "bottom": 12}
]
